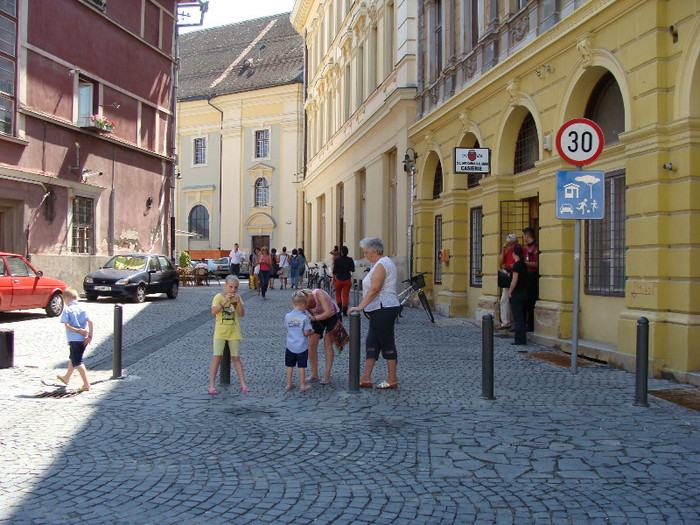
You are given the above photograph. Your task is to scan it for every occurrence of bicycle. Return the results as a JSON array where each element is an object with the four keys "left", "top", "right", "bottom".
[
  {"left": 306, "top": 264, "right": 319, "bottom": 289},
  {"left": 319, "top": 263, "right": 334, "bottom": 295},
  {"left": 397, "top": 272, "right": 434, "bottom": 323}
]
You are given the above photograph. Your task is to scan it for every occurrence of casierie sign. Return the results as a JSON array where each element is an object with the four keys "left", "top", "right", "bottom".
[{"left": 454, "top": 148, "right": 491, "bottom": 174}]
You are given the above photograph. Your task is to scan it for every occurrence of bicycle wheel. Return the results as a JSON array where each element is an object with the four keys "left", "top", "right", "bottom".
[{"left": 417, "top": 290, "right": 435, "bottom": 323}]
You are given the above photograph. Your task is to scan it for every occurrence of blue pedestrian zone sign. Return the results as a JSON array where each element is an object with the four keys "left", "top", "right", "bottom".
[{"left": 556, "top": 171, "right": 605, "bottom": 220}]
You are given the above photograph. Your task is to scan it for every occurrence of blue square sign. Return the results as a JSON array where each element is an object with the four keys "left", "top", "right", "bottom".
[{"left": 556, "top": 171, "right": 605, "bottom": 220}]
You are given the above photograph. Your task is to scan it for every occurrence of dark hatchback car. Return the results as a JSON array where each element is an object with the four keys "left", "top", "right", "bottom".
[{"left": 83, "top": 254, "right": 179, "bottom": 303}]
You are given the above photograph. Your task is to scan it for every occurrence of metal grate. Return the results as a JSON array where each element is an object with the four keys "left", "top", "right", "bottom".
[
  {"left": 500, "top": 200, "right": 530, "bottom": 244},
  {"left": 432, "top": 162, "right": 443, "bottom": 199},
  {"left": 514, "top": 113, "right": 538, "bottom": 173},
  {"left": 585, "top": 170, "right": 625, "bottom": 296},
  {"left": 470, "top": 206, "right": 483, "bottom": 286}
]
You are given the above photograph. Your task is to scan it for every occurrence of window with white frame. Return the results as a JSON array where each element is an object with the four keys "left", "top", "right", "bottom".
[
  {"left": 193, "top": 137, "right": 207, "bottom": 165},
  {"left": 0, "top": 0, "right": 17, "bottom": 136},
  {"left": 255, "top": 177, "right": 269, "bottom": 207},
  {"left": 72, "top": 196, "right": 94, "bottom": 254},
  {"left": 255, "top": 129, "right": 269, "bottom": 159}
]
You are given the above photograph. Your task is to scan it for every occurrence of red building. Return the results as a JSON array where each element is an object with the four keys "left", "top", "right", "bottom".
[{"left": 0, "top": 0, "right": 180, "bottom": 288}]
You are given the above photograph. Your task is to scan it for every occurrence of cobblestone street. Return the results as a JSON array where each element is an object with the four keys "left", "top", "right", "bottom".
[{"left": 0, "top": 284, "right": 698, "bottom": 524}]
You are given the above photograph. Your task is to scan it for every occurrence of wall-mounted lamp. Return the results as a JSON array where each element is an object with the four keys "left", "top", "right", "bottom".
[
  {"left": 110, "top": 102, "right": 121, "bottom": 109},
  {"left": 81, "top": 170, "right": 103, "bottom": 183},
  {"left": 662, "top": 162, "right": 675, "bottom": 171},
  {"left": 403, "top": 148, "right": 418, "bottom": 172},
  {"left": 175, "top": 172, "right": 182, "bottom": 180},
  {"left": 669, "top": 25, "right": 678, "bottom": 44}
]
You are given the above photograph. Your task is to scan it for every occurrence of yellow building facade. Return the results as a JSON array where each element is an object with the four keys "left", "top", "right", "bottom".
[{"left": 409, "top": 0, "right": 699, "bottom": 383}]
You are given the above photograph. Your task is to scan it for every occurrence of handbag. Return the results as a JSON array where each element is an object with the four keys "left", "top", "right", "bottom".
[
  {"left": 498, "top": 269, "right": 512, "bottom": 288},
  {"left": 254, "top": 265, "right": 260, "bottom": 276},
  {"left": 329, "top": 319, "right": 350, "bottom": 353}
]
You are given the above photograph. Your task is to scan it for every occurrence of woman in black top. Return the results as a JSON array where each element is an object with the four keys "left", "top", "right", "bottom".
[
  {"left": 332, "top": 246, "right": 355, "bottom": 316},
  {"left": 508, "top": 245, "right": 529, "bottom": 347}
]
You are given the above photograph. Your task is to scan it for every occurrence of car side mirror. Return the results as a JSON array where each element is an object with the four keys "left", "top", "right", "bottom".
[
  {"left": 148, "top": 269, "right": 156, "bottom": 274},
  {"left": 36, "top": 270, "right": 43, "bottom": 277}
]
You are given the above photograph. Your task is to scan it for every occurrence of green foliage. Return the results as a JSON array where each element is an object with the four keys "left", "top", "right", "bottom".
[{"left": 179, "top": 251, "right": 191, "bottom": 268}]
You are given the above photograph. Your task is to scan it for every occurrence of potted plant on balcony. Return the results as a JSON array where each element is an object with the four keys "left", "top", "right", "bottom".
[{"left": 87, "top": 114, "right": 115, "bottom": 132}]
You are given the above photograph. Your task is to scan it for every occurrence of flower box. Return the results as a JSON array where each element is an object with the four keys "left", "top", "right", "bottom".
[{"left": 79, "top": 114, "right": 115, "bottom": 132}]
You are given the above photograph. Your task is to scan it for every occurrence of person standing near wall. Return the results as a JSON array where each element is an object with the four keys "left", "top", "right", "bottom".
[
  {"left": 497, "top": 234, "right": 519, "bottom": 330},
  {"left": 333, "top": 246, "right": 355, "bottom": 317},
  {"left": 522, "top": 227, "right": 539, "bottom": 332}
]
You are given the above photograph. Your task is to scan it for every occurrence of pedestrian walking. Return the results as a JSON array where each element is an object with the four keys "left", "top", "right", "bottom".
[
  {"left": 508, "top": 245, "right": 529, "bottom": 347},
  {"left": 269, "top": 248, "right": 279, "bottom": 290},
  {"left": 299, "top": 287, "right": 341, "bottom": 385},
  {"left": 332, "top": 245, "right": 355, "bottom": 316},
  {"left": 522, "top": 227, "right": 539, "bottom": 332},
  {"left": 56, "top": 288, "right": 93, "bottom": 391},
  {"left": 228, "top": 243, "right": 245, "bottom": 276},
  {"left": 278, "top": 247, "right": 290, "bottom": 289},
  {"left": 497, "top": 233, "right": 519, "bottom": 330},
  {"left": 284, "top": 292, "right": 315, "bottom": 391},
  {"left": 209, "top": 276, "right": 249, "bottom": 394},
  {"left": 250, "top": 247, "right": 261, "bottom": 294},
  {"left": 290, "top": 248, "right": 301, "bottom": 289},
  {"left": 348, "top": 237, "right": 401, "bottom": 390},
  {"left": 258, "top": 247, "right": 273, "bottom": 300},
  {"left": 298, "top": 248, "right": 307, "bottom": 287}
]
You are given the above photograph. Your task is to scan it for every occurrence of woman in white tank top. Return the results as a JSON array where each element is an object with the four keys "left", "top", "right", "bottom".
[{"left": 348, "top": 237, "right": 401, "bottom": 389}]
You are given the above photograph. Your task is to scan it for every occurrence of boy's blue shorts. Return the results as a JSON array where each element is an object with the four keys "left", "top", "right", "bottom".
[
  {"left": 69, "top": 341, "right": 86, "bottom": 366},
  {"left": 285, "top": 348, "right": 308, "bottom": 368}
]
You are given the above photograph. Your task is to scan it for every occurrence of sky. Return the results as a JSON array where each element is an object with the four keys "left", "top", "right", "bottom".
[{"left": 178, "top": 0, "right": 297, "bottom": 33}]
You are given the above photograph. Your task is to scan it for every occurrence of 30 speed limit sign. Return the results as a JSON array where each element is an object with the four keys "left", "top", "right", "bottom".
[{"left": 555, "top": 118, "right": 604, "bottom": 166}]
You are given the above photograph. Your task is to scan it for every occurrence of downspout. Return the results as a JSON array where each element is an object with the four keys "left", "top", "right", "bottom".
[
  {"left": 301, "top": 29, "right": 309, "bottom": 252},
  {"left": 207, "top": 96, "right": 224, "bottom": 251},
  {"left": 170, "top": 26, "right": 179, "bottom": 261}
]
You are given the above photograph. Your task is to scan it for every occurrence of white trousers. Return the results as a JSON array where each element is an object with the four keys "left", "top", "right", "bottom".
[{"left": 500, "top": 288, "right": 511, "bottom": 326}]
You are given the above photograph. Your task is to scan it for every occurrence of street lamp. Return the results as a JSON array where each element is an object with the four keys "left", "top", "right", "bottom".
[{"left": 403, "top": 148, "right": 418, "bottom": 279}]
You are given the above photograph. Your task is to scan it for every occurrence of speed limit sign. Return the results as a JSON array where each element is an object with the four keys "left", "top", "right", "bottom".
[{"left": 556, "top": 118, "right": 604, "bottom": 166}]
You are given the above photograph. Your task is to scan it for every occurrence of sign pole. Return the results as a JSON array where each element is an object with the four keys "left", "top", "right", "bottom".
[{"left": 571, "top": 218, "right": 581, "bottom": 374}]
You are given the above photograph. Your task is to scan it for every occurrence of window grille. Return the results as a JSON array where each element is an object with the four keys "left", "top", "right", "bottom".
[
  {"left": 467, "top": 140, "right": 482, "bottom": 188},
  {"left": 255, "top": 178, "right": 269, "bottom": 207},
  {"left": 188, "top": 205, "right": 209, "bottom": 240},
  {"left": 255, "top": 129, "right": 269, "bottom": 158},
  {"left": 585, "top": 72, "right": 624, "bottom": 146},
  {"left": 71, "top": 197, "right": 94, "bottom": 254},
  {"left": 434, "top": 215, "right": 442, "bottom": 283},
  {"left": 585, "top": 170, "right": 625, "bottom": 296},
  {"left": 432, "top": 162, "right": 443, "bottom": 199},
  {"left": 193, "top": 137, "right": 206, "bottom": 165},
  {"left": 514, "top": 113, "right": 538, "bottom": 173},
  {"left": 470, "top": 207, "right": 483, "bottom": 286}
]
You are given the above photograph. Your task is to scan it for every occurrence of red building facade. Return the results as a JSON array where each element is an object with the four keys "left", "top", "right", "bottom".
[{"left": 0, "top": 0, "right": 179, "bottom": 288}]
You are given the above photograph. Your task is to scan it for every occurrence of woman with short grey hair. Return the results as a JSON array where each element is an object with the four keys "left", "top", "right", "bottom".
[{"left": 348, "top": 237, "right": 400, "bottom": 389}]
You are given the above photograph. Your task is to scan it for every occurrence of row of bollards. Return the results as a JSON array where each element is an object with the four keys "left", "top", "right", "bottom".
[{"left": 478, "top": 314, "right": 650, "bottom": 406}]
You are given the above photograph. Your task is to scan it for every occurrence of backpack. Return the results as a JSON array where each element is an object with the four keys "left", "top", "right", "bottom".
[{"left": 290, "top": 255, "right": 299, "bottom": 269}]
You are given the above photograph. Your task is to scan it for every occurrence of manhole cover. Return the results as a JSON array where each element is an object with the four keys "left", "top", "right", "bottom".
[
  {"left": 527, "top": 352, "right": 596, "bottom": 368},
  {"left": 650, "top": 388, "right": 700, "bottom": 411},
  {"left": 33, "top": 390, "right": 82, "bottom": 398}
]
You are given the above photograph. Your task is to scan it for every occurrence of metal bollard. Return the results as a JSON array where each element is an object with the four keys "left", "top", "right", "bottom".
[
  {"left": 348, "top": 312, "right": 361, "bottom": 392},
  {"left": 112, "top": 305, "right": 122, "bottom": 379},
  {"left": 220, "top": 342, "right": 231, "bottom": 384},
  {"left": 0, "top": 330, "right": 14, "bottom": 369},
  {"left": 481, "top": 314, "right": 495, "bottom": 400},
  {"left": 634, "top": 317, "right": 649, "bottom": 407}
]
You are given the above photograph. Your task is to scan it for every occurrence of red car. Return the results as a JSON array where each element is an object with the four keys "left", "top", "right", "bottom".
[{"left": 0, "top": 252, "right": 67, "bottom": 317}]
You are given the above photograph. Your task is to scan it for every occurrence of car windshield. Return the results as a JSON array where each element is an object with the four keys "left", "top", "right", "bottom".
[
  {"left": 213, "top": 258, "right": 227, "bottom": 264},
  {"left": 103, "top": 255, "right": 148, "bottom": 270}
]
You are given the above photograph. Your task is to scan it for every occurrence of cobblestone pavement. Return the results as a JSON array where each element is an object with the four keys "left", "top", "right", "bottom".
[{"left": 1, "top": 283, "right": 698, "bottom": 524}]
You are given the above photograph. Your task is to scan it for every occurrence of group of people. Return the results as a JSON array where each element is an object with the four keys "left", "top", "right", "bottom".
[
  {"left": 228, "top": 244, "right": 307, "bottom": 300},
  {"left": 209, "top": 237, "right": 402, "bottom": 394},
  {"left": 497, "top": 227, "right": 539, "bottom": 347}
]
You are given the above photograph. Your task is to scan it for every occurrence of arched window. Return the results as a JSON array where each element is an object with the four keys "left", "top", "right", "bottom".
[
  {"left": 514, "top": 113, "right": 539, "bottom": 173},
  {"left": 432, "top": 161, "right": 443, "bottom": 199},
  {"left": 585, "top": 72, "right": 624, "bottom": 145},
  {"left": 255, "top": 178, "right": 269, "bottom": 207},
  {"left": 188, "top": 205, "right": 209, "bottom": 240}
]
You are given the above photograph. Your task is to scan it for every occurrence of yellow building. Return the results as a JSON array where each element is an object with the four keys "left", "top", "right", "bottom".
[
  {"left": 176, "top": 14, "right": 304, "bottom": 254},
  {"left": 409, "top": 0, "right": 699, "bottom": 383},
  {"left": 291, "top": 0, "right": 417, "bottom": 273}
]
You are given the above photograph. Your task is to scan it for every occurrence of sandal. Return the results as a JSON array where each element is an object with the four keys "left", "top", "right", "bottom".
[
  {"left": 375, "top": 380, "right": 398, "bottom": 390},
  {"left": 77, "top": 386, "right": 90, "bottom": 392},
  {"left": 240, "top": 386, "right": 250, "bottom": 393},
  {"left": 208, "top": 388, "right": 218, "bottom": 395},
  {"left": 360, "top": 381, "right": 372, "bottom": 388},
  {"left": 320, "top": 379, "right": 330, "bottom": 385},
  {"left": 56, "top": 375, "right": 67, "bottom": 386}
]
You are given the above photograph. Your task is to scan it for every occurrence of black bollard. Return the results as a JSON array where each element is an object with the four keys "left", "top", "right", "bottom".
[
  {"left": 0, "top": 330, "right": 14, "bottom": 369},
  {"left": 220, "top": 342, "right": 231, "bottom": 384},
  {"left": 634, "top": 317, "right": 649, "bottom": 407},
  {"left": 348, "top": 312, "right": 361, "bottom": 392},
  {"left": 112, "top": 305, "right": 122, "bottom": 379},
  {"left": 481, "top": 314, "right": 495, "bottom": 400}
]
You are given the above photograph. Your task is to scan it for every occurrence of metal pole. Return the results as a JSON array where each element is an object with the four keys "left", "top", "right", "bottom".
[
  {"left": 348, "top": 312, "right": 361, "bottom": 391},
  {"left": 481, "top": 314, "right": 495, "bottom": 400},
  {"left": 634, "top": 317, "right": 649, "bottom": 407},
  {"left": 408, "top": 165, "right": 415, "bottom": 279},
  {"left": 112, "top": 305, "right": 122, "bottom": 379},
  {"left": 0, "top": 330, "right": 14, "bottom": 369},
  {"left": 571, "top": 218, "right": 581, "bottom": 374},
  {"left": 220, "top": 342, "right": 231, "bottom": 384}
]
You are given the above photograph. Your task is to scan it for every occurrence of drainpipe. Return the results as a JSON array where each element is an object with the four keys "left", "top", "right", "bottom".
[
  {"left": 170, "top": 27, "right": 180, "bottom": 261},
  {"left": 301, "top": 29, "right": 309, "bottom": 252},
  {"left": 207, "top": 96, "right": 224, "bottom": 252}
]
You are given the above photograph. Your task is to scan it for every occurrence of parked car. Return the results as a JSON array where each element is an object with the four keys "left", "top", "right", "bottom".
[
  {"left": 83, "top": 254, "right": 179, "bottom": 303},
  {"left": 0, "top": 252, "right": 67, "bottom": 316},
  {"left": 199, "top": 257, "right": 249, "bottom": 278}
]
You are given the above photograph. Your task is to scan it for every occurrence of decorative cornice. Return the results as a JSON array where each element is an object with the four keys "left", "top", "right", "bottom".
[{"left": 577, "top": 34, "right": 594, "bottom": 69}]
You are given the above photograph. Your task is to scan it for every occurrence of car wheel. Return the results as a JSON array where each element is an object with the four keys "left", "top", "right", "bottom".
[
  {"left": 85, "top": 293, "right": 98, "bottom": 302},
  {"left": 166, "top": 281, "right": 179, "bottom": 299},
  {"left": 45, "top": 292, "right": 64, "bottom": 317},
  {"left": 134, "top": 284, "right": 146, "bottom": 303}
]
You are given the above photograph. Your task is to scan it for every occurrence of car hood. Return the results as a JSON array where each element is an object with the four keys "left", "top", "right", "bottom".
[
  {"left": 36, "top": 276, "right": 68, "bottom": 289},
  {"left": 88, "top": 268, "right": 142, "bottom": 280}
]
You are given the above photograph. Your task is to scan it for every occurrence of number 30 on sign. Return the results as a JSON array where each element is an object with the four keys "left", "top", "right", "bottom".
[{"left": 555, "top": 118, "right": 604, "bottom": 166}]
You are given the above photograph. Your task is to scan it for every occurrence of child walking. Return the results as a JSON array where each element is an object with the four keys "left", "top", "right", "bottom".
[
  {"left": 284, "top": 291, "right": 314, "bottom": 391},
  {"left": 209, "top": 276, "right": 249, "bottom": 394},
  {"left": 57, "top": 288, "right": 93, "bottom": 391}
]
